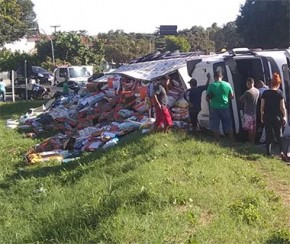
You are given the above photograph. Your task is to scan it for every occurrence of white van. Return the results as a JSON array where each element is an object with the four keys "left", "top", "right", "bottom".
[
  {"left": 187, "top": 48, "right": 290, "bottom": 139},
  {"left": 53, "top": 65, "right": 93, "bottom": 85}
]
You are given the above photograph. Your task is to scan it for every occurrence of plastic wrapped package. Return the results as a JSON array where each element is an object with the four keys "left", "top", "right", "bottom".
[{"left": 103, "top": 138, "right": 119, "bottom": 149}]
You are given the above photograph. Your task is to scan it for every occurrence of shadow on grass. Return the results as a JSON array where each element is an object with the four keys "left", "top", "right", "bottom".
[
  {"left": 0, "top": 100, "right": 45, "bottom": 120},
  {"left": 173, "top": 128, "right": 265, "bottom": 162},
  {"left": 0, "top": 130, "right": 155, "bottom": 189},
  {"left": 27, "top": 167, "right": 166, "bottom": 243}
]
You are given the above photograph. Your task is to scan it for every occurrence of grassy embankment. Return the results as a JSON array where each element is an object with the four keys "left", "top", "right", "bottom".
[{"left": 1, "top": 101, "right": 290, "bottom": 243}]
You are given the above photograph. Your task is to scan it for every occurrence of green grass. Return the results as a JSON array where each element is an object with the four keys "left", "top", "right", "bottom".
[{"left": 1, "top": 101, "right": 290, "bottom": 243}]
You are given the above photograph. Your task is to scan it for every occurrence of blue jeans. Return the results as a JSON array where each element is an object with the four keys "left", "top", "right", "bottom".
[
  {"left": 209, "top": 107, "right": 232, "bottom": 132},
  {"left": 0, "top": 90, "right": 5, "bottom": 101}
]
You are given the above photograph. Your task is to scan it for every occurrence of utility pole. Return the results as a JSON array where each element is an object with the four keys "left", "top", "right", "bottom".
[
  {"left": 50, "top": 25, "right": 60, "bottom": 33},
  {"left": 40, "top": 29, "right": 56, "bottom": 67}
]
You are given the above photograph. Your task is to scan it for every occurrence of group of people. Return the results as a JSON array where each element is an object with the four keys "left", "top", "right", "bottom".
[
  {"left": 151, "top": 71, "right": 288, "bottom": 162},
  {"left": 238, "top": 73, "right": 287, "bottom": 161}
]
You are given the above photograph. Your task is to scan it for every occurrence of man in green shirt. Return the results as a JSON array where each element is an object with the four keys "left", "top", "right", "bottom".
[
  {"left": 63, "top": 74, "right": 69, "bottom": 95},
  {"left": 206, "top": 71, "right": 234, "bottom": 142}
]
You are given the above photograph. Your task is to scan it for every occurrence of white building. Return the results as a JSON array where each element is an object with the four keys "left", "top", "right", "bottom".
[{"left": 2, "top": 37, "right": 37, "bottom": 54}]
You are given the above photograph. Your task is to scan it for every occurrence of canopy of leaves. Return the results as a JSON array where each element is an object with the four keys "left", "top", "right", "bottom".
[
  {"left": 36, "top": 31, "right": 105, "bottom": 71},
  {"left": 98, "top": 30, "right": 152, "bottom": 65},
  {"left": 179, "top": 26, "right": 215, "bottom": 54},
  {"left": 207, "top": 22, "right": 242, "bottom": 52},
  {"left": 0, "top": 48, "right": 36, "bottom": 72},
  {"left": 163, "top": 35, "right": 191, "bottom": 52},
  {"left": 0, "top": 0, "right": 37, "bottom": 46},
  {"left": 236, "top": 0, "right": 290, "bottom": 48}
]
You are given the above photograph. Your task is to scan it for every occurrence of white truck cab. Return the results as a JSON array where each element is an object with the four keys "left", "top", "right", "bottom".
[{"left": 53, "top": 65, "right": 93, "bottom": 85}]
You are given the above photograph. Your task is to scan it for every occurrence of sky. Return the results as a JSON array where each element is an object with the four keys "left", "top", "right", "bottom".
[{"left": 31, "top": 0, "right": 246, "bottom": 35}]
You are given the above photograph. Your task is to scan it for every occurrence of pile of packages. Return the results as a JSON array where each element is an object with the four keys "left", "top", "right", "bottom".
[{"left": 7, "top": 75, "right": 189, "bottom": 165}]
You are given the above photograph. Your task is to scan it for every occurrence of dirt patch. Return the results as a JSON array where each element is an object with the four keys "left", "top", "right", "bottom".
[
  {"left": 264, "top": 174, "right": 290, "bottom": 205},
  {"left": 199, "top": 209, "right": 214, "bottom": 226},
  {"left": 259, "top": 170, "right": 290, "bottom": 227},
  {"left": 269, "top": 180, "right": 290, "bottom": 205}
]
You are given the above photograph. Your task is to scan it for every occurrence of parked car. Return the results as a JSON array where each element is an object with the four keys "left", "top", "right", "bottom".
[
  {"left": 48, "top": 80, "right": 86, "bottom": 98},
  {"left": 31, "top": 66, "right": 54, "bottom": 85},
  {"left": 15, "top": 65, "right": 54, "bottom": 85}
]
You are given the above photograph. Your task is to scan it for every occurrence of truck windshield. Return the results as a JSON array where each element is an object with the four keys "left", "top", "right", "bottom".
[{"left": 68, "top": 67, "right": 90, "bottom": 78}]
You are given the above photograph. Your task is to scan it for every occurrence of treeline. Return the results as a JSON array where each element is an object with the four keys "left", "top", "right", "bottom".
[{"left": 0, "top": 0, "right": 289, "bottom": 72}]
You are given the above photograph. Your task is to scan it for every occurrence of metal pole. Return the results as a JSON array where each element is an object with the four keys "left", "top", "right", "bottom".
[
  {"left": 24, "top": 60, "right": 28, "bottom": 101},
  {"left": 50, "top": 39, "right": 55, "bottom": 67},
  {"left": 40, "top": 29, "right": 55, "bottom": 67},
  {"left": 11, "top": 70, "right": 15, "bottom": 102}
]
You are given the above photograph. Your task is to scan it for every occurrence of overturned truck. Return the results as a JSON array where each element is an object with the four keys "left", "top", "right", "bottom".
[
  {"left": 99, "top": 48, "right": 290, "bottom": 140},
  {"left": 187, "top": 47, "right": 290, "bottom": 140}
]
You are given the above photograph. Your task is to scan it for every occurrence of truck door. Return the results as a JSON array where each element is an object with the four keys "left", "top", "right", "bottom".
[
  {"left": 224, "top": 58, "right": 241, "bottom": 134},
  {"left": 283, "top": 49, "right": 290, "bottom": 118},
  {"left": 212, "top": 60, "right": 240, "bottom": 134}
]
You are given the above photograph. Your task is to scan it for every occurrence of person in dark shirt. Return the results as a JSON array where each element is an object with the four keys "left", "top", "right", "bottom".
[
  {"left": 184, "top": 73, "right": 210, "bottom": 131},
  {"left": 260, "top": 72, "right": 288, "bottom": 161},
  {"left": 152, "top": 75, "right": 173, "bottom": 133}
]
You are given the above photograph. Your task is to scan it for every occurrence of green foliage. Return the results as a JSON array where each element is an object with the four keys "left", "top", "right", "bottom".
[
  {"left": 208, "top": 22, "right": 242, "bottom": 52},
  {"left": 36, "top": 31, "right": 105, "bottom": 71},
  {"left": 267, "top": 229, "right": 290, "bottom": 243},
  {"left": 0, "top": 0, "right": 37, "bottom": 46},
  {"left": 0, "top": 48, "right": 37, "bottom": 72},
  {"left": 99, "top": 30, "right": 152, "bottom": 65},
  {"left": 179, "top": 26, "right": 215, "bottom": 54},
  {"left": 229, "top": 196, "right": 261, "bottom": 224},
  {"left": 164, "top": 35, "right": 191, "bottom": 52},
  {"left": 236, "top": 0, "right": 290, "bottom": 48}
]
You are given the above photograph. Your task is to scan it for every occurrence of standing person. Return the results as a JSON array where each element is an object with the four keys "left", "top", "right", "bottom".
[
  {"left": 0, "top": 78, "right": 6, "bottom": 102},
  {"left": 260, "top": 72, "right": 288, "bottom": 161},
  {"left": 62, "top": 74, "right": 69, "bottom": 95},
  {"left": 206, "top": 71, "right": 234, "bottom": 142},
  {"left": 239, "top": 77, "right": 260, "bottom": 144},
  {"left": 255, "top": 79, "right": 269, "bottom": 143},
  {"left": 255, "top": 80, "right": 269, "bottom": 96},
  {"left": 152, "top": 75, "right": 173, "bottom": 133},
  {"left": 147, "top": 82, "right": 155, "bottom": 119},
  {"left": 184, "top": 73, "right": 211, "bottom": 131}
]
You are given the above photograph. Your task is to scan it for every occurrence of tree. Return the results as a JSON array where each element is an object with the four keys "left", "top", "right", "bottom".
[
  {"left": 99, "top": 30, "right": 152, "bottom": 65},
  {"left": 163, "top": 35, "right": 191, "bottom": 52},
  {"left": 221, "top": 22, "right": 242, "bottom": 50},
  {"left": 0, "top": 0, "right": 37, "bottom": 46},
  {"left": 207, "top": 22, "right": 242, "bottom": 52},
  {"left": 236, "top": 0, "right": 290, "bottom": 48},
  {"left": 0, "top": 48, "right": 36, "bottom": 72},
  {"left": 36, "top": 31, "right": 105, "bottom": 72},
  {"left": 179, "top": 26, "right": 215, "bottom": 54}
]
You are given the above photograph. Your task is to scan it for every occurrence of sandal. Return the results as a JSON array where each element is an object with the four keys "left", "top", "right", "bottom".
[{"left": 280, "top": 154, "right": 290, "bottom": 163}]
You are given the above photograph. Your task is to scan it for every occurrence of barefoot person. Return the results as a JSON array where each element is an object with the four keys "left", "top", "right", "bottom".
[
  {"left": 239, "top": 77, "right": 259, "bottom": 144},
  {"left": 152, "top": 75, "right": 173, "bottom": 133}
]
